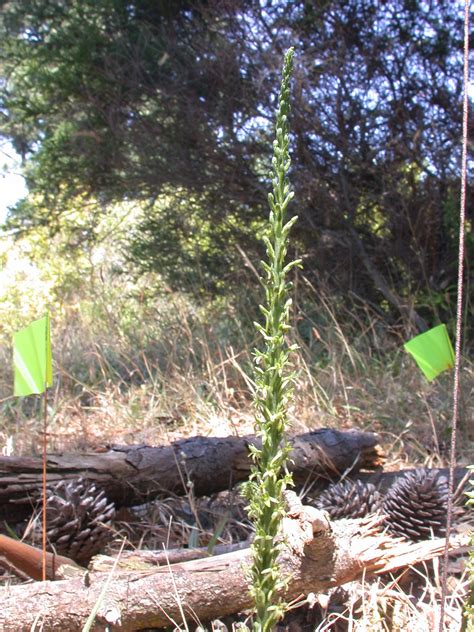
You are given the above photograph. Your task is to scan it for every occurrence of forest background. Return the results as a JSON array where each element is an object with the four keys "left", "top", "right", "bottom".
[{"left": 0, "top": 0, "right": 472, "bottom": 459}]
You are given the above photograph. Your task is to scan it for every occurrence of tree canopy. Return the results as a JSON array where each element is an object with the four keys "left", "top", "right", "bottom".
[{"left": 1, "top": 0, "right": 472, "bottom": 328}]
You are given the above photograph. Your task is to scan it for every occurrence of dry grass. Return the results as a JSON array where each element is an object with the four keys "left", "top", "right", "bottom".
[
  {"left": 0, "top": 280, "right": 472, "bottom": 629},
  {"left": 309, "top": 565, "right": 471, "bottom": 632},
  {"left": 1, "top": 285, "right": 472, "bottom": 466}
]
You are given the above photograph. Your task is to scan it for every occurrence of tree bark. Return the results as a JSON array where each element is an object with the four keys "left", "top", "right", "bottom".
[
  {"left": 0, "top": 429, "right": 383, "bottom": 522},
  {"left": 0, "top": 494, "right": 467, "bottom": 632}
]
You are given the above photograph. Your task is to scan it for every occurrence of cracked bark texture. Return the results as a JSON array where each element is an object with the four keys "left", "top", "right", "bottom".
[{"left": 0, "top": 428, "right": 383, "bottom": 522}]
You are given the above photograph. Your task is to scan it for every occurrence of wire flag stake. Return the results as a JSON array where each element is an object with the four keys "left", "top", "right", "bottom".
[
  {"left": 438, "top": 1, "right": 470, "bottom": 629},
  {"left": 13, "top": 313, "right": 53, "bottom": 582}
]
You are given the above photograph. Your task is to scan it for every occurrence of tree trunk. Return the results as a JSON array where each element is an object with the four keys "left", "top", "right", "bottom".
[
  {"left": 0, "top": 494, "right": 467, "bottom": 632},
  {"left": 0, "top": 429, "right": 383, "bottom": 522}
]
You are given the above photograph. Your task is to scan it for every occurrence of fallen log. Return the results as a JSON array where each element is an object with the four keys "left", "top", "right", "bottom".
[
  {"left": 0, "top": 428, "right": 383, "bottom": 522},
  {"left": 0, "top": 493, "right": 467, "bottom": 632},
  {"left": 91, "top": 540, "right": 252, "bottom": 571},
  {"left": 0, "top": 532, "right": 251, "bottom": 580}
]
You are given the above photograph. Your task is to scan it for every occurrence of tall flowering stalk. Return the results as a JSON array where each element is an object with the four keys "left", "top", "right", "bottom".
[{"left": 244, "top": 47, "right": 299, "bottom": 632}]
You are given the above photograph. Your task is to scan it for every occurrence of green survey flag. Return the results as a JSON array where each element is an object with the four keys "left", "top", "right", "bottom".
[
  {"left": 403, "top": 323, "right": 454, "bottom": 382},
  {"left": 13, "top": 314, "right": 53, "bottom": 396}
]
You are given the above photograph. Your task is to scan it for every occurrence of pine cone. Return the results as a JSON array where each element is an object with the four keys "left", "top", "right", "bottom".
[
  {"left": 33, "top": 478, "right": 115, "bottom": 565},
  {"left": 314, "top": 479, "right": 382, "bottom": 519},
  {"left": 382, "top": 469, "right": 448, "bottom": 541}
]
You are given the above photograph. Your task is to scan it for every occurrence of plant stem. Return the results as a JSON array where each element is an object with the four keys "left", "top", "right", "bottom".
[{"left": 244, "top": 47, "right": 299, "bottom": 632}]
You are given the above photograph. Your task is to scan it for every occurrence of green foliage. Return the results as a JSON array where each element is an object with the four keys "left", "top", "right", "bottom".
[
  {"left": 0, "top": 198, "right": 142, "bottom": 344},
  {"left": 242, "top": 48, "right": 299, "bottom": 632},
  {"left": 0, "top": 233, "right": 56, "bottom": 335},
  {"left": 128, "top": 190, "right": 266, "bottom": 298},
  {"left": 2, "top": 0, "right": 472, "bottom": 327}
]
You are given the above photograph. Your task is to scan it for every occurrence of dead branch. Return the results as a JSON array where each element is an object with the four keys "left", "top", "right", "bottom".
[
  {"left": 0, "top": 494, "right": 467, "bottom": 631},
  {"left": 0, "top": 428, "right": 383, "bottom": 522}
]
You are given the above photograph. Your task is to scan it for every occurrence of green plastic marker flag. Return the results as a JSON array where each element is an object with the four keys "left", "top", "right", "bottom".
[
  {"left": 13, "top": 314, "right": 52, "bottom": 396},
  {"left": 404, "top": 323, "right": 455, "bottom": 382}
]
